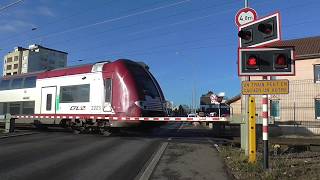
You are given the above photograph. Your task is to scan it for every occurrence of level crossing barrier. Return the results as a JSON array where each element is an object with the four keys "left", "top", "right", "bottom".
[{"left": 13, "top": 115, "right": 229, "bottom": 122}]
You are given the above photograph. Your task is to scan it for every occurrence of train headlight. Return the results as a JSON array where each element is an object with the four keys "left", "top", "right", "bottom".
[{"left": 134, "top": 101, "right": 144, "bottom": 109}]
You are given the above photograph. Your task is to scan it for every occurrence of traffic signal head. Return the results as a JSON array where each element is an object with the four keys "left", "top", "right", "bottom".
[
  {"left": 238, "top": 29, "right": 252, "bottom": 43},
  {"left": 238, "top": 47, "right": 295, "bottom": 76},
  {"left": 238, "top": 13, "right": 280, "bottom": 48}
]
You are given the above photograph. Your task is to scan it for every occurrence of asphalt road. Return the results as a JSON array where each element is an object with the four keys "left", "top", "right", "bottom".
[{"left": 0, "top": 122, "right": 230, "bottom": 180}]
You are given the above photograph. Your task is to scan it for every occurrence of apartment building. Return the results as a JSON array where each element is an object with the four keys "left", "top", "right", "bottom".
[{"left": 3, "top": 44, "right": 68, "bottom": 76}]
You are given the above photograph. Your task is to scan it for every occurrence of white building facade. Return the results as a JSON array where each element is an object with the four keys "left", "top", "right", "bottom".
[{"left": 3, "top": 44, "right": 68, "bottom": 76}]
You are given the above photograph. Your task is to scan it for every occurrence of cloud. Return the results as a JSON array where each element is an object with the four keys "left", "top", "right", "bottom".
[
  {"left": 37, "top": 6, "right": 55, "bottom": 17},
  {"left": 0, "top": 20, "right": 34, "bottom": 33}
]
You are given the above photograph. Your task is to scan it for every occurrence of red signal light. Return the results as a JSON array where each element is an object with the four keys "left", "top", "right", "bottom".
[
  {"left": 247, "top": 56, "right": 258, "bottom": 68},
  {"left": 275, "top": 54, "right": 288, "bottom": 68}
]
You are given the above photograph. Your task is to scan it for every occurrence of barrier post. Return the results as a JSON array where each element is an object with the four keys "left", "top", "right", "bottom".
[
  {"left": 248, "top": 96, "right": 256, "bottom": 163},
  {"left": 5, "top": 114, "right": 14, "bottom": 133}
]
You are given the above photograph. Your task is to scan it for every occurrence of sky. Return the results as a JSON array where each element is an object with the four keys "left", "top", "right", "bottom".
[{"left": 0, "top": 0, "right": 319, "bottom": 107}]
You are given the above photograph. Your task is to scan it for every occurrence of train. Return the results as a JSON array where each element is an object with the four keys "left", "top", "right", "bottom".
[{"left": 0, "top": 59, "right": 167, "bottom": 132}]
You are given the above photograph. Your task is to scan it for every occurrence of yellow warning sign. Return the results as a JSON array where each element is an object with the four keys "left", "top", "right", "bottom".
[{"left": 242, "top": 80, "right": 289, "bottom": 95}]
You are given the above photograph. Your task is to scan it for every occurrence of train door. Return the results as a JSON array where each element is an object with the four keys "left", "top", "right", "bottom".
[{"left": 41, "top": 86, "right": 57, "bottom": 114}]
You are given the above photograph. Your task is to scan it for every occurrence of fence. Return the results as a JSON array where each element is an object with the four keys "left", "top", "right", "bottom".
[{"left": 240, "top": 79, "right": 320, "bottom": 135}]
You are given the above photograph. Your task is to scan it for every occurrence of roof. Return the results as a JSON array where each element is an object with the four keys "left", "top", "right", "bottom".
[
  {"left": 271, "top": 36, "right": 320, "bottom": 60},
  {"left": 30, "top": 44, "right": 68, "bottom": 54},
  {"left": 225, "top": 94, "right": 241, "bottom": 105}
]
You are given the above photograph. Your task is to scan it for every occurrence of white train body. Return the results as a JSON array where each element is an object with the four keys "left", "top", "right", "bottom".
[{"left": 0, "top": 60, "right": 167, "bottom": 127}]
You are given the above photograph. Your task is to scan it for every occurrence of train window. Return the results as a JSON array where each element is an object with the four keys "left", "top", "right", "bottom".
[
  {"left": 22, "top": 101, "right": 35, "bottom": 114},
  {"left": 105, "top": 79, "right": 112, "bottom": 102},
  {"left": 126, "top": 64, "right": 160, "bottom": 98},
  {"left": 9, "top": 102, "right": 21, "bottom": 115},
  {"left": 11, "top": 78, "right": 23, "bottom": 89},
  {"left": 60, "top": 84, "right": 90, "bottom": 103},
  {"left": 0, "top": 103, "right": 8, "bottom": 114},
  {"left": 0, "top": 80, "right": 10, "bottom": 90},
  {"left": 46, "top": 94, "right": 52, "bottom": 110},
  {"left": 23, "top": 76, "right": 36, "bottom": 88}
]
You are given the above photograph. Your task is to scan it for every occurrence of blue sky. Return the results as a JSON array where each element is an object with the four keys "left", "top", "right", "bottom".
[{"left": 0, "top": 0, "right": 319, "bottom": 107}]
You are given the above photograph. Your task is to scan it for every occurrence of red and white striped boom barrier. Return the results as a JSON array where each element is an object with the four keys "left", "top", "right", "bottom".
[{"left": 12, "top": 115, "right": 228, "bottom": 122}]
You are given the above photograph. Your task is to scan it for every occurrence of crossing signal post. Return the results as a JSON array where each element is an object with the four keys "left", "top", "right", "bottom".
[{"left": 236, "top": 10, "right": 295, "bottom": 169}]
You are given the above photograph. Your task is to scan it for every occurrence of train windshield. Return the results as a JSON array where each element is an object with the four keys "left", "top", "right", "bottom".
[{"left": 126, "top": 63, "right": 160, "bottom": 99}]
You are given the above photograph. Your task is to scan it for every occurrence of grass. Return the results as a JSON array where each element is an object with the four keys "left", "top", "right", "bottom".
[{"left": 219, "top": 144, "right": 320, "bottom": 180}]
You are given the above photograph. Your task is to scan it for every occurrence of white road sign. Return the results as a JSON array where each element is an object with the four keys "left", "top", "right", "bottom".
[{"left": 235, "top": 7, "right": 257, "bottom": 27}]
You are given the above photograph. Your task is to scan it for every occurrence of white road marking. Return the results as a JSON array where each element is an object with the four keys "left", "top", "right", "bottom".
[{"left": 136, "top": 142, "right": 168, "bottom": 180}]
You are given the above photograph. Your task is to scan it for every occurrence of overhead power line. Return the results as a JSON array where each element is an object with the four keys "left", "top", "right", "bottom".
[
  {"left": 0, "top": 0, "right": 24, "bottom": 12},
  {"left": 31, "top": 0, "right": 192, "bottom": 40}
]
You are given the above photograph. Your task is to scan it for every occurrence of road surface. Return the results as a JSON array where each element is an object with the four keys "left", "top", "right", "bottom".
[{"left": 0, "top": 122, "right": 231, "bottom": 180}]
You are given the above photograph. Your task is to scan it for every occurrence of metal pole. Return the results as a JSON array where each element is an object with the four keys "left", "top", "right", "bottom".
[
  {"left": 293, "top": 101, "right": 296, "bottom": 126},
  {"left": 262, "top": 76, "right": 269, "bottom": 169},
  {"left": 241, "top": 0, "right": 249, "bottom": 154}
]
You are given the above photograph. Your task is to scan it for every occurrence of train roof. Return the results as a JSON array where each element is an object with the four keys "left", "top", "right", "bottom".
[{"left": 0, "top": 59, "right": 145, "bottom": 80}]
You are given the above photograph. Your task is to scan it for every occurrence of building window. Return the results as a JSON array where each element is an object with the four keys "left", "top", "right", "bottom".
[
  {"left": 12, "top": 72, "right": 17, "bottom": 75},
  {"left": 7, "top": 65, "right": 12, "bottom": 70},
  {"left": 7, "top": 57, "right": 12, "bottom": 63},
  {"left": 270, "top": 100, "right": 280, "bottom": 118},
  {"left": 315, "top": 99, "right": 320, "bottom": 119},
  {"left": 314, "top": 65, "right": 320, "bottom": 83},
  {"left": 13, "top": 64, "right": 18, "bottom": 69},
  {"left": 60, "top": 84, "right": 90, "bottom": 103},
  {"left": 14, "top": 56, "right": 18, "bottom": 61},
  {"left": 6, "top": 73, "right": 11, "bottom": 76}
]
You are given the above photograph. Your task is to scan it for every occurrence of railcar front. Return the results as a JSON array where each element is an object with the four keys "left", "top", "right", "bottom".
[{"left": 103, "top": 60, "right": 167, "bottom": 127}]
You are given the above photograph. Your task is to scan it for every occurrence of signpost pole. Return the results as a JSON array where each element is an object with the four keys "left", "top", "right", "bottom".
[
  {"left": 241, "top": 0, "right": 249, "bottom": 156},
  {"left": 262, "top": 76, "right": 269, "bottom": 169}
]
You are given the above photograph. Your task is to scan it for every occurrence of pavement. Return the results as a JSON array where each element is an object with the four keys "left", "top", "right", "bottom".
[
  {"left": 151, "top": 141, "right": 229, "bottom": 180},
  {"left": 0, "top": 123, "right": 232, "bottom": 180}
]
